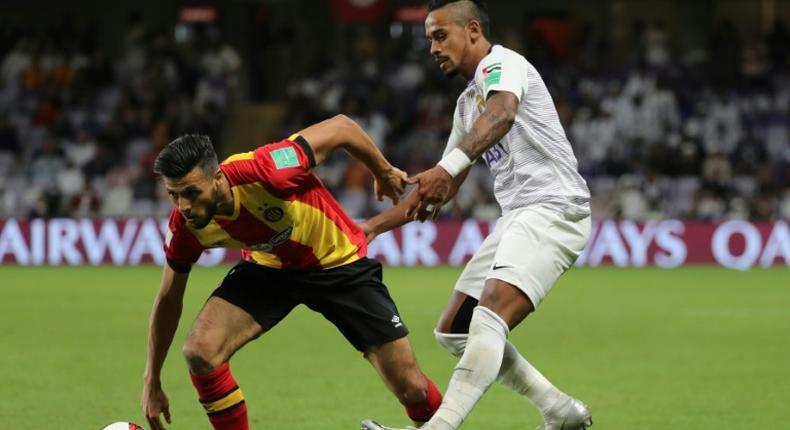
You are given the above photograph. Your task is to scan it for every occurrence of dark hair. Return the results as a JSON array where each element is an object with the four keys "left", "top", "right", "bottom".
[
  {"left": 427, "top": 0, "right": 490, "bottom": 39},
  {"left": 153, "top": 134, "right": 218, "bottom": 178}
]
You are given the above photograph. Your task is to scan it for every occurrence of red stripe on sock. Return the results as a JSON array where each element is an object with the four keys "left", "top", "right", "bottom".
[
  {"left": 404, "top": 375, "right": 443, "bottom": 422},
  {"left": 189, "top": 362, "right": 249, "bottom": 430}
]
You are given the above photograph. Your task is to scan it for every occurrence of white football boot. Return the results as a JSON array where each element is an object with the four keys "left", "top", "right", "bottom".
[
  {"left": 541, "top": 397, "right": 593, "bottom": 430},
  {"left": 360, "top": 419, "right": 418, "bottom": 430}
]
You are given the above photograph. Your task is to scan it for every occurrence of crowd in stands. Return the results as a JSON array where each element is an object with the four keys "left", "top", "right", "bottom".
[
  {"left": 0, "top": 14, "right": 240, "bottom": 219},
  {"left": 282, "top": 19, "right": 790, "bottom": 221},
  {"left": 1, "top": 13, "right": 788, "bottom": 222}
]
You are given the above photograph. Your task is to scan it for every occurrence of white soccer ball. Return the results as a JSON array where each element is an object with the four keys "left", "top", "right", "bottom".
[{"left": 101, "top": 423, "right": 145, "bottom": 430}]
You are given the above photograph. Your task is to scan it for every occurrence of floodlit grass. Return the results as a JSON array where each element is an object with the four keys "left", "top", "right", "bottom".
[{"left": 0, "top": 265, "right": 787, "bottom": 429}]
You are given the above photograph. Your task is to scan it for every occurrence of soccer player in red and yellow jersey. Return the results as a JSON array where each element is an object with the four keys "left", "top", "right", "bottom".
[{"left": 140, "top": 115, "right": 442, "bottom": 430}]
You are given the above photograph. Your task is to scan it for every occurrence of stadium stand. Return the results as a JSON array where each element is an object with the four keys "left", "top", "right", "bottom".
[
  {"left": 1, "top": 12, "right": 787, "bottom": 222},
  {"left": 280, "top": 18, "right": 790, "bottom": 221},
  {"left": 0, "top": 15, "right": 240, "bottom": 219}
]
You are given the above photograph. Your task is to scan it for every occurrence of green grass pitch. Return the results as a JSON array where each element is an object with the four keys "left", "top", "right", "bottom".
[{"left": 1, "top": 265, "right": 788, "bottom": 429}]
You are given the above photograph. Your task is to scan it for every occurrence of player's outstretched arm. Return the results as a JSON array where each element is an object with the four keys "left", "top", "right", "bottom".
[
  {"left": 142, "top": 264, "right": 189, "bottom": 430},
  {"left": 360, "top": 167, "right": 470, "bottom": 241},
  {"left": 298, "top": 114, "right": 407, "bottom": 203},
  {"left": 455, "top": 90, "right": 518, "bottom": 162},
  {"left": 406, "top": 91, "right": 517, "bottom": 216}
]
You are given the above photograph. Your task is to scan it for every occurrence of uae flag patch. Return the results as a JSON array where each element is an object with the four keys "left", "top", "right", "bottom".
[{"left": 482, "top": 62, "right": 502, "bottom": 89}]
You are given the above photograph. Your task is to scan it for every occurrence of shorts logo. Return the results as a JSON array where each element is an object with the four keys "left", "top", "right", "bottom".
[
  {"left": 391, "top": 315, "right": 403, "bottom": 328},
  {"left": 264, "top": 207, "right": 284, "bottom": 222}
]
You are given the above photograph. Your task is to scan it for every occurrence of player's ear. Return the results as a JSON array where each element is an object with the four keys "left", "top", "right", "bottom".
[{"left": 467, "top": 20, "right": 482, "bottom": 42}]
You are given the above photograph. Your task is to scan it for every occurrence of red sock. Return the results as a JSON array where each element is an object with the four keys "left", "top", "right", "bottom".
[
  {"left": 404, "top": 375, "right": 443, "bottom": 423},
  {"left": 189, "top": 362, "right": 249, "bottom": 430}
]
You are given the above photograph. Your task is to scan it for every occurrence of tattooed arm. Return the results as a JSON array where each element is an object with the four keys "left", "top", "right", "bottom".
[{"left": 406, "top": 91, "right": 519, "bottom": 218}]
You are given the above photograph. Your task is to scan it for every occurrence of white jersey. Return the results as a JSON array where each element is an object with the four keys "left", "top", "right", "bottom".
[{"left": 445, "top": 45, "right": 590, "bottom": 216}]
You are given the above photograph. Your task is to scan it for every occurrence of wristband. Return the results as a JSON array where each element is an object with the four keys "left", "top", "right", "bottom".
[{"left": 437, "top": 148, "right": 473, "bottom": 178}]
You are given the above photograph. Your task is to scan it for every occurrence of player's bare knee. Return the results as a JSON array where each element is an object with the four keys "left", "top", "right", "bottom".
[
  {"left": 479, "top": 280, "right": 534, "bottom": 327},
  {"left": 182, "top": 338, "right": 221, "bottom": 374}
]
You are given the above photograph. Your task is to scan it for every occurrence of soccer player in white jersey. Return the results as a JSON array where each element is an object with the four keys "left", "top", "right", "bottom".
[{"left": 360, "top": 1, "right": 592, "bottom": 429}]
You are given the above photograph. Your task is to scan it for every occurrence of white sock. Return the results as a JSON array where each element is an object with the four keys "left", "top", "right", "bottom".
[
  {"left": 428, "top": 306, "right": 509, "bottom": 430},
  {"left": 499, "top": 340, "right": 564, "bottom": 415},
  {"left": 434, "top": 331, "right": 565, "bottom": 415}
]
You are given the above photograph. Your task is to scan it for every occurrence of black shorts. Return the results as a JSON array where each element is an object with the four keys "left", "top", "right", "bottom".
[{"left": 211, "top": 257, "right": 409, "bottom": 351}]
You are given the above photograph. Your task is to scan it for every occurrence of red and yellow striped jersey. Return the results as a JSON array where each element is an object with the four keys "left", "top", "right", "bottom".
[{"left": 164, "top": 134, "right": 367, "bottom": 271}]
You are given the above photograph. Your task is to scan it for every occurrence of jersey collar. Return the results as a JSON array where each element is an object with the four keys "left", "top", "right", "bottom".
[{"left": 214, "top": 184, "right": 240, "bottom": 221}]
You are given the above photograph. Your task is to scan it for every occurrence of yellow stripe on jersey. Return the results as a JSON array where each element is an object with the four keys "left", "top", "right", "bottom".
[
  {"left": 235, "top": 182, "right": 360, "bottom": 269},
  {"left": 288, "top": 200, "right": 361, "bottom": 268},
  {"left": 222, "top": 151, "right": 255, "bottom": 164},
  {"left": 188, "top": 219, "right": 247, "bottom": 249},
  {"left": 187, "top": 217, "right": 284, "bottom": 268},
  {"left": 246, "top": 251, "right": 283, "bottom": 268},
  {"left": 202, "top": 387, "right": 245, "bottom": 414}
]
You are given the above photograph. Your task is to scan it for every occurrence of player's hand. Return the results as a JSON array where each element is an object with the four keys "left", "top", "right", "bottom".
[
  {"left": 405, "top": 166, "right": 452, "bottom": 221},
  {"left": 374, "top": 165, "right": 408, "bottom": 204},
  {"left": 142, "top": 382, "right": 172, "bottom": 430},
  {"left": 359, "top": 220, "right": 378, "bottom": 243}
]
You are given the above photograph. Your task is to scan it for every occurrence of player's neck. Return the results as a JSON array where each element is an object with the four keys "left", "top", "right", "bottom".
[
  {"left": 464, "top": 40, "right": 493, "bottom": 80},
  {"left": 215, "top": 172, "right": 235, "bottom": 216}
]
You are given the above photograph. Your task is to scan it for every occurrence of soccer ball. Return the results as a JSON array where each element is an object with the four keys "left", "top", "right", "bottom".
[{"left": 101, "top": 423, "right": 145, "bottom": 430}]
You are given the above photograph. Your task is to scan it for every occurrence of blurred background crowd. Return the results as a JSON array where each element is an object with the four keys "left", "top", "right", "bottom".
[
  {"left": 1, "top": 0, "right": 788, "bottom": 222},
  {"left": 0, "top": 11, "right": 240, "bottom": 219}
]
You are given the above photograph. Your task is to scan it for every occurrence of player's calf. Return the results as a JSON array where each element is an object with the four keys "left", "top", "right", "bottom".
[{"left": 365, "top": 338, "right": 443, "bottom": 425}]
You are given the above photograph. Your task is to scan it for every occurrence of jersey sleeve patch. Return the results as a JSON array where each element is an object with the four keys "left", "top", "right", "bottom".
[
  {"left": 482, "top": 62, "right": 502, "bottom": 90},
  {"left": 270, "top": 146, "right": 301, "bottom": 169},
  {"left": 477, "top": 47, "right": 525, "bottom": 102}
]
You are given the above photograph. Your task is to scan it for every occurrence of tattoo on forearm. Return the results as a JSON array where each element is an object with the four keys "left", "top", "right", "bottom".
[{"left": 459, "top": 102, "right": 514, "bottom": 160}]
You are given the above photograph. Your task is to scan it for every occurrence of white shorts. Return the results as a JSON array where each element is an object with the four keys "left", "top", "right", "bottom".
[{"left": 454, "top": 205, "right": 591, "bottom": 308}]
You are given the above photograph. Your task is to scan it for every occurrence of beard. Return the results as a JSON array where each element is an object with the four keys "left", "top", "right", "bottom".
[
  {"left": 444, "top": 68, "right": 460, "bottom": 78},
  {"left": 188, "top": 207, "right": 214, "bottom": 229},
  {"left": 188, "top": 183, "right": 221, "bottom": 229}
]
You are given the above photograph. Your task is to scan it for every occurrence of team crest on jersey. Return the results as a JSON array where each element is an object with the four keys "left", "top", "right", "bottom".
[
  {"left": 475, "top": 95, "right": 485, "bottom": 113},
  {"left": 264, "top": 207, "right": 284, "bottom": 222}
]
